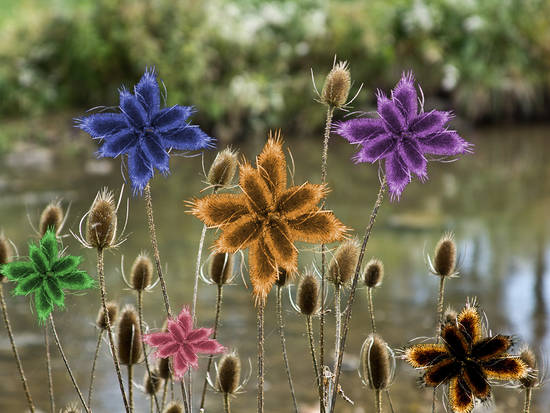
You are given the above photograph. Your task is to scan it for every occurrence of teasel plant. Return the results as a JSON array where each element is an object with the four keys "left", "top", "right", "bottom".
[
  {"left": 162, "top": 400, "right": 185, "bottom": 413},
  {"left": 88, "top": 301, "right": 119, "bottom": 409},
  {"left": 206, "top": 352, "right": 251, "bottom": 413},
  {"left": 72, "top": 186, "right": 131, "bottom": 412},
  {"left": 363, "top": 258, "right": 385, "bottom": 333},
  {"left": 0, "top": 234, "right": 36, "bottom": 412},
  {"left": 517, "top": 346, "right": 543, "bottom": 413},
  {"left": 140, "top": 369, "right": 163, "bottom": 413},
  {"left": 198, "top": 251, "right": 236, "bottom": 410},
  {"left": 359, "top": 334, "right": 396, "bottom": 413}
]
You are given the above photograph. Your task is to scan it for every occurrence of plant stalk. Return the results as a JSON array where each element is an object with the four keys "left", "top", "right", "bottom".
[
  {"left": 128, "top": 364, "right": 134, "bottom": 413},
  {"left": 523, "top": 388, "right": 532, "bottom": 413},
  {"left": 44, "top": 323, "right": 55, "bottom": 413},
  {"left": 87, "top": 329, "right": 104, "bottom": 408},
  {"left": 161, "top": 381, "right": 168, "bottom": 410},
  {"left": 334, "top": 284, "right": 342, "bottom": 368},
  {"left": 375, "top": 389, "right": 382, "bottom": 413},
  {"left": 367, "top": 287, "right": 377, "bottom": 334},
  {"left": 306, "top": 315, "right": 325, "bottom": 413},
  {"left": 257, "top": 301, "right": 265, "bottom": 413},
  {"left": 432, "top": 275, "right": 446, "bottom": 413},
  {"left": 223, "top": 392, "right": 231, "bottom": 413}
]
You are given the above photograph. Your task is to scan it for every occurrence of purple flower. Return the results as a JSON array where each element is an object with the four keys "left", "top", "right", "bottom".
[
  {"left": 336, "top": 72, "right": 471, "bottom": 199},
  {"left": 76, "top": 68, "right": 215, "bottom": 194}
]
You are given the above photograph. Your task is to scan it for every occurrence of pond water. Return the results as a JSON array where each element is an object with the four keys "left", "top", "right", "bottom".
[{"left": 0, "top": 123, "right": 549, "bottom": 412}]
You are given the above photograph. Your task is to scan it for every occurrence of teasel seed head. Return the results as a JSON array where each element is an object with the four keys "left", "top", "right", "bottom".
[
  {"left": 297, "top": 272, "right": 319, "bottom": 316},
  {"left": 360, "top": 334, "right": 395, "bottom": 391},
  {"left": 207, "top": 148, "right": 238, "bottom": 188},
  {"left": 363, "top": 259, "right": 384, "bottom": 288},
  {"left": 158, "top": 357, "right": 171, "bottom": 380},
  {"left": 96, "top": 301, "right": 119, "bottom": 330},
  {"left": 0, "top": 235, "right": 13, "bottom": 282},
  {"left": 39, "top": 202, "right": 64, "bottom": 236},
  {"left": 60, "top": 403, "right": 81, "bottom": 413},
  {"left": 328, "top": 239, "right": 360, "bottom": 287},
  {"left": 144, "top": 369, "right": 162, "bottom": 395},
  {"left": 433, "top": 234, "right": 457, "bottom": 277},
  {"left": 519, "top": 347, "right": 538, "bottom": 388},
  {"left": 130, "top": 253, "right": 154, "bottom": 291},
  {"left": 444, "top": 307, "right": 458, "bottom": 324},
  {"left": 276, "top": 268, "right": 291, "bottom": 288},
  {"left": 117, "top": 305, "right": 142, "bottom": 365},
  {"left": 86, "top": 188, "right": 117, "bottom": 250},
  {"left": 162, "top": 401, "right": 184, "bottom": 413},
  {"left": 216, "top": 353, "right": 241, "bottom": 395},
  {"left": 210, "top": 252, "right": 233, "bottom": 286},
  {"left": 321, "top": 61, "right": 351, "bottom": 108}
]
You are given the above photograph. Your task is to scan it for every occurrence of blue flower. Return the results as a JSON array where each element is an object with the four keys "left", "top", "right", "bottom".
[{"left": 76, "top": 68, "right": 215, "bottom": 193}]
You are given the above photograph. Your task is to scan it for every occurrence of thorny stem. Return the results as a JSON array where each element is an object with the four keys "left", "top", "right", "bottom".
[
  {"left": 367, "top": 287, "right": 377, "bottom": 334},
  {"left": 0, "top": 284, "right": 35, "bottom": 412},
  {"left": 306, "top": 316, "right": 325, "bottom": 413},
  {"left": 432, "top": 275, "right": 446, "bottom": 413},
  {"left": 200, "top": 284, "right": 224, "bottom": 409},
  {"left": 49, "top": 314, "right": 91, "bottom": 413},
  {"left": 276, "top": 286, "right": 299, "bottom": 413},
  {"left": 223, "top": 392, "right": 231, "bottom": 413},
  {"left": 88, "top": 329, "right": 104, "bottom": 408},
  {"left": 138, "top": 290, "right": 161, "bottom": 413},
  {"left": 97, "top": 248, "right": 131, "bottom": 412},
  {"left": 257, "top": 301, "right": 265, "bottom": 413},
  {"left": 523, "top": 388, "right": 532, "bottom": 413},
  {"left": 329, "top": 176, "right": 386, "bottom": 412},
  {"left": 334, "top": 284, "right": 341, "bottom": 368},
  {"left": 375, "top": 389, "right": 382, "bottom": 413},
  {"left": 128, "top": 364, "right": 134, "bottom": 413},
  {"left": 44, "top": 322, "right": 55, "bottom": 413}
]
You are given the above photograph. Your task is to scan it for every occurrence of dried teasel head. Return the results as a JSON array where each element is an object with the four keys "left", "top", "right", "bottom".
[
  {"left": 216, "top": 353, "right": 241, "bottom": 395},
  {"left": 297, "top": 272, "right": 319, "bottom": 316},
  {"left": 210, "top": 252, "right": 233, "bottom": 286},
  {"left": 117, "top": 305, "right": 142, "bottom": 365},
  {"left": 444, "top": 307, "right": 458, "bottom": 324},
  {"left": 275, "top": 268, "right": 291, "bottom": 288},
  {"left": 363, "top": 259, "right": 384, "bottom": 288},
  {"left": 328, "top": 239, "right": 360, "bottom": 287},
  {"left": 130, "top": 253, "right": 154, "bottom": 291},
  {"left": 207, "top": 147, "right": 238, "bottom": 188},
  {"left": 162, "top": 401, "right": 184, "bottom": 413},
  {"left": 96, "top": 301, "right": 119, "bottom": 330},
  {"left": 86, "top": 188, "right": 117, "bottom": 250},
  {"left": 432, "top": 234, "right": 457, "bottom": 277},
  {"left": 143, "top": 369, "right": 162, "bottom": 395},
  {"left": 0, "top": 235, "right": 13, "bottom": 283},
  {"left": 39, "top": 201, "right": 64, "bottom": 236},
  {"left": 519, "top": 347, "right": 539, "bottom": 388},
  {"left": 321, "top": 61, "right": 351, "bottom": 108},
  {"left": 360, "top": 334, "right": 395, "bottom": 391},
  {"left": 158, "top": 357, "right": 171, "bottom": 380}
]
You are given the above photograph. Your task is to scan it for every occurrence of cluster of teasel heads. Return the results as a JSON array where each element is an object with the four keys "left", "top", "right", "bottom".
[{"left": 0, "top": 63, "right": 543, "bottom": 413}]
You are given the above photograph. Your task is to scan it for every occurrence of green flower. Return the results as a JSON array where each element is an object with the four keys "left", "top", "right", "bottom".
[{"left": 0, "top": 229, "right": 96, "bottom": 322}]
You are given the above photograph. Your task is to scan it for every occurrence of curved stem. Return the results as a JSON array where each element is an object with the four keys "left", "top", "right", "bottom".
[
  {"left": 523, "top": 388, "right": 532, "bottom": 413},
  {"left": 87, "top": 329, "right": 104, "bottom": 408},
  {"left": 306, "top": 316, "right": 325, "bottom": 413},
  {"left": 223, "top": 392, "right": 231, "bottom": 413},
  {"left": 276, "top": 286, "right": 299, "bottom": 413},
  {"left": 200, "top": 285, "right": 224, "bottom": 410},
  {"left": 97, "top": 248, "right": 131, "bottom": 412},
  {"left": 0, "top": 284, "right": 35, "bottom": 412},
  {"left": 49, "top": 314, "right": 91, "bottom": 413},
  {"left": 257, "top": 301, "right": 265, "bottom": 413},
  {"left": 44, "top": 323, "right": 55, "bottom": 413},
  {"left": 330, "top": 177, "right": 386, "bottom": 412},
  {"left": 367, "top": 287, "right": 377, "bottom": 334},
  {"left": 375, "top": 389, "right": 382, "bottom": 413}
]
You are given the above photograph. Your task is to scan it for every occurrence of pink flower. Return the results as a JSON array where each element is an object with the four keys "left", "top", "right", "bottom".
[{"left": 144, "top": 306, "right": 225, "bottom": 379}]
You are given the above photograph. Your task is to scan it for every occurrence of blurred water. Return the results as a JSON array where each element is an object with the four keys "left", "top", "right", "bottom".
[{"left": 0, "top": 124, "right": 549, "bottom": 412}]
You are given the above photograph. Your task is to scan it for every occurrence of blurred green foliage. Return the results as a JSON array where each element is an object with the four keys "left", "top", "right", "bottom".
[{"left": 0, "top": 0, "right": 549, "bottom": 141}]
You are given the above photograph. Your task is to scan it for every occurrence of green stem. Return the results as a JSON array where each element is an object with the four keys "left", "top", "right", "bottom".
[
  {"left": 257, "top": 301, "right": 265, "bottom": 413},
  {"left": 0, "top": 284, "right": 35, "bottom": 412},
  {"left": 223, "top": 392, "right": 231, "bottom": 413},
  {"left": 306, "top": 316, "right": 325, "bottom": 413},
  {"left": 367, "top": 287, "right": 377, "bottom": 334},
  {"left": 87, "top": 329, "right": 104, "bottom": 408},
  {"left": 44, "top": 322, "right": 55, "bottom": 413}
]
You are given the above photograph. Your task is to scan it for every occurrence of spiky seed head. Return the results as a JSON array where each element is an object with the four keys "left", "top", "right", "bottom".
[
  {"left": 444, "top": 307, "right": 458, "bottom": 324},
  {"left": 433, "top": 234, "right": 456, "bottom": 277},
  {"left": 519, "top": 347, "right": 538, "bottom": 388},
  {"left": 328, "top": 239, "right": 360, "bottom": 287},
  {"left": 39, "top": 202, "right": 64, "bottom": 236},
  {"left": 363, "top": 259, "right": 384, "bottom": 288},
  {"left": 158, "top": 357, "right": 171, "bottom": 379},
  {"left": 86, "top": 188, "right": 117, "bottom": 250},
  {"left": 210, "top": 252, "right": 233, "bottom": 286},
  {"left": 276, "top": 268, "right": 290, "bottom": 287},
  {"left": 207, "top": 148, "right": 238, "bottom": 188},
  {"left": 60, "top": 403, "right": 81, "bottom": 413},
  {"left": 216, "top": 353, "right": 241, "bottom": 394},
  {"left": 0, "top": 235, "right": 13, "bottom": 282},
  {"left": 297, "top": 272, "right": 319, "bottom": 316},
  {"left": 130, "top": 253, "right": 154, "bottom": 291},
  {"left": 361, "top": 334, "right": 393, "bottom": 391},
  {"left": 117, "top": 305, "right": 142, "bottom": 365},
  {"left": 144, "top": 369, "right": 162, "bottom": 395},
  {"left": 321, "top": 61, "right": 351, "bottom": 108},
  {"left": 162, "top": 401, "right": 184, "bottom": 413},
  {"left": 96, "top": 301, "right": 119, "bottom": 330}
]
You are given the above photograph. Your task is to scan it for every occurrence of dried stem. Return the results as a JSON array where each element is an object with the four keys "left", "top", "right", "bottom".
[
  {"left": 329, "top": 176, "right": 386, "bottom": 412},
  {"left": 257, "top": 301, "right": 265, "bottom": 413},
  {"left": 97, "top": 248, "right": 131, "bottom": 412},
  {"left": 200, "top": 284, "right": 224, "bottom": 409},
  {"left": 306, "top": 315, "right": 325, "bottom": 413},
  {"left": 276, "top": 286, "right": 299, "bottom": 413},
  {"left": 0, "top": 284, "right": 35, "bottom": 412},
  {"left": 367, "top": 287, "right": 377, "bottom": 334},
  {"left": 128, "top": 364, "right": 134, "bottom": 413},
  {"left": 432, "top": 275, "right": 446, "bottom": 413},
  {"left": 49, "top": 314, "right": 91, "bottom": 413},
  {"left": 523, "top": 388, "right": 532, "bottom": 413},
  {"left": 87, "top": 329, "right": 104, "bottom": 408},
  {"left": 375, "top": 389, "right": 382, "bottom": 413},
  {"left": 161, "top": 381, "right": 168, "bottom": 410},
  {"left": 334, "top": 284, "right": 341, "bottom": 368},
  {"left": 223, "top": 392, "right": 231, "bottom": 413},
  {"left": 44, "top": 322, "right": 55, "bottom": 413}
]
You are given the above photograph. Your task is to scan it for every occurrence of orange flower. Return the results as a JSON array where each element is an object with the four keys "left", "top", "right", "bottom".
[{"left": 190, "top": 132, "right": 347, "bottom": 301}]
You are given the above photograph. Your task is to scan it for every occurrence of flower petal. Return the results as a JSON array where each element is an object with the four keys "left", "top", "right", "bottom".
[
  {"left": 398, "top": 138, "right": 426, "bottom": 178},
  {"left": 405, "top": 344, "right": 449, "bottom": 368},
  {"left": 190, "top": 193, "right": 249, "bottom": 227},
  {"left": 377, "top": 93, "right": 405, "bottom": 134},
  {"left": 392, "top": 72, "right": 418, "bottom": 120},
  {"left": 134, "top": 68, "right": 160, "bottom": 117},
  {"left": 172, "top": 351, "right": 190, "bottom": 378},
  {"left": 177, "top": 307, "right": 193, "bottom": 337},
  {"left": 157, "top": 341, "right": 181, "bottom": 358},
  {"left": 39, "top": 230, "right": 58, "bottom": 265},
  {"left": 441, "top": 324, "right": 469, "bottom": 359},
  {"left": 336, "top": 118, "right": 386, "bottom": 144},
  {"left": 180, "top": 343, "right": 199, "bottom": 369},
  {"left": 215, "top": 215, "right": 261, "bottom": 253},
  {"left": 13, "top": 273, "right": 43, "bottom": 296},
  {"left": 144, "top": 332, "right": 173, "bottom": 347},
  {"left": 471, "top": 335, "right": 513, "bottom": 361},
  {"left": 457, "top": 306, "right": 482, "bottom": 344},
  {"left": 35, "top": 286, "right": 53, "bottom": 322},
  {"left": 277, "top": 183, "right": 326, "bottom": 219},
  {"left": 119, "top": 89, "right": 147, "bottom": 129},
  {"left": 51, "top": 256, "right": 81, "bottom": 277},
  {"left": 186, "top": 327, "right": 213, "bottom": 343},
  {"left": 98, "top": 128, "right": 136, "bottom": 158},
  {"left": 152, "top": 105, "right": 193, "bottom": 132},
  {"left": 127, "top": 147, "right": 153, "bottom": 193},
  {"left": 408, "top": 110, "right": 450, "bottom": 137},
  {"left": 287, "top": 211, "right": 347, "bottom": 244},
  {"left": 482, "top": 357, "right": 527, "bottom": 381},
  {"left": 248, "top": 239, "right": 277, "bottom": 301},
  {"left": 448, "top": 376, "right": 474, "bottom": 413},
  {"left": 264, "top": 218, "right": 297, "bottom": 272},
  {"left": 1, "top": 262, "right": 35, "bottom": 281},
  {"left": 140, "top": 132, "right": 169, "bottom": 173},
  {"left": 239, "top": 163, "right": 273, "bottom": 214},
  {"left": 57, "top": 270, "right": 96, "bottom": 290},
  {"left": 423, "top": 358, "right": 460, "bottom": 387},
  {"left": 353, "top": 133, "right": 395, "bottom": 163},
  {"left": 463, "top": 362, "right": 490, "bottom": 400},
  {"left": 384, "top": 152, "right": 410, "bottom": 200},
  {"left": 257, "top": 137, "right": 287, "bottom": 198},
  {"left": 167, "top": 320, "right": 187, "bottom": 343},
  {"left": 29, "top": 244, "right": 49, "bottom": 274},
  {"left": 76, "top": 113, "right": 128, "bottom": 138},
  {"left": 418, "top": 130, "right": 470, "bottom": 156},
  {"left": 160, "top": 125, "right": 214, "bottom": 151},
  {"left": 43, "top": 278, "right": 64, "bottom": 308},
  {"left": 192, "top": 339, "right": 225, "bottom": 354}
]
